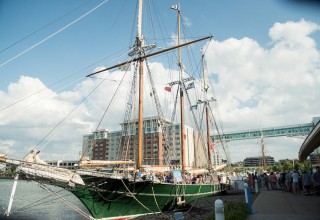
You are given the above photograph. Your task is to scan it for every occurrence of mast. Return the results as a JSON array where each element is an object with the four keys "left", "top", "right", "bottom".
[
  {"left": 261, "top": 135, "right": 267, "bottom": 170},
  {"left": 197, "top": 54, "right": 215, "bottom": 170},
  {"left": 136, "top": 0, "right": 144, "bottom": 171},
  {"left": 260, "top": 125, "right": 267, "bottom": 170},
  {"left": 202, "top": 55, "right": 212, "bottom": 170},
  {"left": 86, "top": 1, "right": 211, "bottom": 171},
  {"left": 175, "top": 4, "right": 186, "bottom": 171}
]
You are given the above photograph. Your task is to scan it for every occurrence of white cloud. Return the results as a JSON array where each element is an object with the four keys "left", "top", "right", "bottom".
[
  {"left": 0, "top": 19, "right": 319, "bottom": 163},
  {"left": 205, "top": 19, "right": 320, "bottom": 162}
]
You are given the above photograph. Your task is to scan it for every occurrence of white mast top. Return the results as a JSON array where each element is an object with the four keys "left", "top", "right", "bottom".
[{"left": 137, "top": 0, "right": 143, "bottom": 41}]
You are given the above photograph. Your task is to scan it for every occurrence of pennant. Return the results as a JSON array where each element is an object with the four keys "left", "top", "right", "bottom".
[
  {"left": 186, "top": 82, "right": 195, "bottom": 90},
  {"left": 164, "top": 86, "right": 172, "bottom": 92},
  {"left": 171, "top": 4, "right": 179, "bottom": 10}
]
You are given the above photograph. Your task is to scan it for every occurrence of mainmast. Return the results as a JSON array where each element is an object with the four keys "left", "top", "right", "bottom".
[
  {"left": 175, "top": 4, "right": 186, "bottom": 171},
  {"left": 136, "top": 0, "right": 144, "bottom": 171}
]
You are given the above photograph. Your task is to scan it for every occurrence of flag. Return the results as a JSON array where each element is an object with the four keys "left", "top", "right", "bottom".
[
  {"left": 171, "top": 4, "right": 179, "bottom": 10},
  {"left": 210, "top": 140, "right": 215, "bottom": 152},
  {"left": 189, "top": 105, "right": 198, "bottom": 111},
  {"left": 186, "top": 82, "right": 195, "bottom": 90},
  {"left": 164, "top": 86, "right": 172, "bottom": 92}
]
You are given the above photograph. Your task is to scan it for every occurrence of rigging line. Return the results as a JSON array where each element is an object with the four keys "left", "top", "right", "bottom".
[
  {"left": 199, "top": 102, "right": 209, "bottom": 162},
  {"left": 36, "top": 75, "right": 108, "bottom": 151},
  {"left": 150, "top": 187, "right": 170, "bottom": 220},
  {"left": 117, "top": 62, "right": 138, "bottom": 161},
  {"left": 183, "top": 184, "right": 203, "bottom": 215},
  {"left": 95, "top": 67, "right": 129, "bottom": 130},
  {"left": 0, "top": 76, "right": 86, "bottom": 120},
  {"left": 151, "top": 186, "right": 162, "bottom": 212},
  {"left": 0, "top": 0, "right": 109, "bottom": 69},
  {"left": 147, "top": 0, "right": 157, "bottom": 44},
  {"left": 39, "top": 184, "right": 91, "bottom": 219},
  {"left": 13, "top": 186, "right": 66, "bottom": 212},
  {"left": 208, "top": 105, "right": 231, "bottom": 163},
  {"left": 0, "top": 0, "right": 93, "bottom": 55},
  {"left": 205, "top": 75, "right": 231, "bottom": 163},
  {"left": 119, "top": 178, "right": 155, "bottom": 214},
  {"left": 0, "top": 46, "right": 131, "bottom": 113},
  {"left": 216, "top": 103, "right": 231, "bottom": 162},
  {"left": 184, "top": 84, "right": 203, "bottom": 142},
  {"left": 171, "top": 85, "right": 180, "bottom": 123},
  {"left": 185, "top": 85, "right": 209, "bottom": 162},
  {"left": 181, "top": 27, "right": 198, "bottom": 79},
  {"left": 146, "top": 59, "right": 164, "bottom": 119},
  {"left": 80, "top": 66, "right": 129, "bottom": 161},
  {"left": 121, "top": 62, "right": 138, "bottom": 161},
  {"left": 0, "top": 75, "right": 83, "bottom": 113}
]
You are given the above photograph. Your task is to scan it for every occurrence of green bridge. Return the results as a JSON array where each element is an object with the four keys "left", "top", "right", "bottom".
[{"left": 212, "top": 117, "right": 319, "bottom": 142}]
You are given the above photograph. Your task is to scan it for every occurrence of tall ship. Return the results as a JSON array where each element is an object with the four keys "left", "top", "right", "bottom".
[{"left": 1, "top": 1, "right": 230, "bottom": 219}]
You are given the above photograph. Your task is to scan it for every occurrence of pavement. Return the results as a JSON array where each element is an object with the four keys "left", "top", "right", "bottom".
[{"left": 246, "top": 189, "right": 320, "bottom": 220}]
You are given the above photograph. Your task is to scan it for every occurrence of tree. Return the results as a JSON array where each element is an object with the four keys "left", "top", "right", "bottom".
[{"left": 279, "top": 159, "right": 294, "bottom": 171}]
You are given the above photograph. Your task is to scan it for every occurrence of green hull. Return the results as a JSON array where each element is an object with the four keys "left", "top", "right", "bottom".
[{"left": 70, "top": 176, "right": 228, "bottom": 219}]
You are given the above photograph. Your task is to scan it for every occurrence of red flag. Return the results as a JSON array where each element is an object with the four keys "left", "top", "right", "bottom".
[
  {"left": 210, "top": 141, "right": 215, "bottom": 152},
  {"left": 164, "top": 86, "right": 172, "bottom": 92}
]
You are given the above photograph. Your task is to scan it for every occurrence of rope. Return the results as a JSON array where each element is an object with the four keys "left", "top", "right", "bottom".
[
  {"left": 0, "top": 205, "right": 6, "bottom": 215},
  {"left": 151, "top": 186, "right": 162, "bottom": 212},
  {"left": 0, "top": 76, "right": 85, "bottom": 120},
  {"left": 183, "top": 182, "right": 203, "bottom": 215},
  {"left": 39, "top": 183, "right": 92, "bottom": 220},
  {"left": 119, "top": 178, "right": 154, "bottom": 213},
  {"left": 208, "top": 106, "right": 231, "bottom": 163},
  {"left": 12, "top": 186, "right": 65, "bottom": 213},
  {"left": 80, "top": 66, "right": 129, "bottom": 161},
  {"left": 0, "top": 0, "right": 110, "bottom": 68},
  {"left": 0, "top": 0, "right": 92, "bottom": 55},
  {"left": 36, "top": 74, "right": 108, "bottom": 152},
  {"left": 151, "top": 186, "right": 170, "bottom": 219}
]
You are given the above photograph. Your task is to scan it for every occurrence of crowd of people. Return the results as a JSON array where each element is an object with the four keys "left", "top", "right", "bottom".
[
  {"left": 134, "top": 169, "right": 222, "bottom": 184},
  {"left": 247, "top": 166, "right": 320, "bottom": 195}
]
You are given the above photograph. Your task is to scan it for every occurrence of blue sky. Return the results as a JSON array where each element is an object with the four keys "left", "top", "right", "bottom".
[
  {"left": 0, "top": 0, "right": 320, "bottom": 163},
  {"left": 1, "top": 0, "right": 319, "bottom": 88}
]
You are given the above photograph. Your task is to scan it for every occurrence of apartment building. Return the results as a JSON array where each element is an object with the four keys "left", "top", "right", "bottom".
[{"left": 82, "top": 116, "right": 219, "bottom": 168}]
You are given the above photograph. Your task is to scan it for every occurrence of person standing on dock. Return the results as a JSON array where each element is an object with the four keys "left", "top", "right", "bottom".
[
  {"left": 248, "top": 172, "right": 254, "bottom": 189},
  {"left": 312, "top": 166, "right": 320, "bottom": 194},
  {"left": 263, "top": 172, "right": 269, "bottom": 190},
  {"left": 269, "top": 171, "right": 277, "bottom": 190},
  {"left": 292, "top": 170, "right": 300, "bottom": 195},
  {"left": 302, "top": 170, "right": 312, "bottom": 195}
]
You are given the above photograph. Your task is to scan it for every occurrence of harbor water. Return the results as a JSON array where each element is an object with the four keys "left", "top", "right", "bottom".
[{"left": 0, "top": 179, "right": 90, "bottom": 219}]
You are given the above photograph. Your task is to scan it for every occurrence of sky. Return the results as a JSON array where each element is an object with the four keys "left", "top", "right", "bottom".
[{"left": 0, "top": 0, "right": 320, "bottom": 163}]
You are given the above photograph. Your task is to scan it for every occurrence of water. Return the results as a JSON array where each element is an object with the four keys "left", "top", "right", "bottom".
[{"left": 0, "top": 179, "right": 90, "bottom": 220}]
